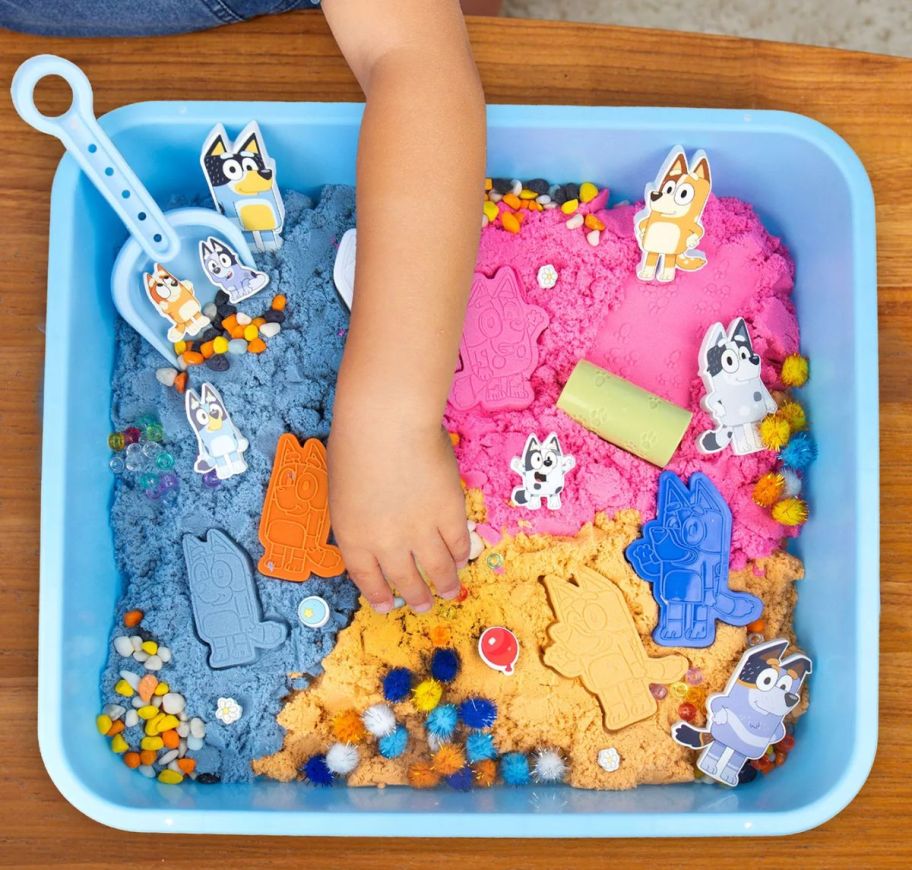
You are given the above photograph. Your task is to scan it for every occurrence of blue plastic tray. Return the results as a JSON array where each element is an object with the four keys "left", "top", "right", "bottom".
[{"left": 39, "top": 102, "right": 879, "bottom": 836}]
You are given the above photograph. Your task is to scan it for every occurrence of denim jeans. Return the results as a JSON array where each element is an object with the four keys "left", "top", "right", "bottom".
[{"left": 0, "top": 0, "right": 319, "bottom": 36}]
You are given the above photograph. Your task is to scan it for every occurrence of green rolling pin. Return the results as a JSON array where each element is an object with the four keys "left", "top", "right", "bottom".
[{"left": 557, "top": 360, "right": 693, "bottom": 467}]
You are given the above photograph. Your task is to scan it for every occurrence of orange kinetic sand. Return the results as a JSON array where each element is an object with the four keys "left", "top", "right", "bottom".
[{"left": 258, "top": 434, "right": 345, "bottom": 582}]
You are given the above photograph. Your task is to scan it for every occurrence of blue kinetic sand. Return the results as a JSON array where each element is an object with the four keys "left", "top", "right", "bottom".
[
  {"left": 626, "top": 471, "right": 763, "bottom": 647},
  {"left": 39, "top": 103, "right": 878, "bottom": 837}
]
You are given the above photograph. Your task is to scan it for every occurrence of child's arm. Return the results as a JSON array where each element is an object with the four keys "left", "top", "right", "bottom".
[{"left": 322, "top": 0, "right": 486, "bottom": 613}]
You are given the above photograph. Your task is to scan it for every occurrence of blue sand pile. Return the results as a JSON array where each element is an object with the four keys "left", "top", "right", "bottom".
[{"left": 101, "top": 187, "right": 358, "bottom": 782}]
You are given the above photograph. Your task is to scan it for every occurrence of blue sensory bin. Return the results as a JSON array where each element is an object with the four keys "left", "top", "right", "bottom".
[{"left": 39, "top": 103, "right": 878, "bottom": 836}]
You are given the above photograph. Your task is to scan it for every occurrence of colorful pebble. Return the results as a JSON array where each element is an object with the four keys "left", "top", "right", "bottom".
[
  {"left": 114, "top": 679, "right": 134, "bottom": 697},
  {"left": 110, "top": 734, "right": 128, "bottom": 754},
  {"left": 157, "top": 769, "right": 184, "bottom": 785},
  {"left": 123, "top": 610, "right": 143, "bottom": 628}
]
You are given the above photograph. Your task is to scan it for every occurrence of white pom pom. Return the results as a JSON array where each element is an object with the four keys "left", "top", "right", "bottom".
[
  {"left": 532, "top": 748, "right": 567, "bottom": 783},
  {"left": 781, "top": 468, "right": 802, "bottom": 497},
  {"left": 362, "top": 703, "right": 397, "bottom": 737},
  {"left": 325, "top": 742, "right": 360, "bottom": 776}
]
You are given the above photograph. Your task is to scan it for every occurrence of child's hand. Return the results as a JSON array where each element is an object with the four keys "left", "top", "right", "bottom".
[{"left": 328, "top": 414, "right": 469, "bottom": 613}]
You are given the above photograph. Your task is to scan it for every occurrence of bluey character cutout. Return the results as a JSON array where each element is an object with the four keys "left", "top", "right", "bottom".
[
  {"left": 144, "top": 262, "right": 210, "bottom": 342},
  {"left": 199, "top": 236, "right": 270, "bottom": 304},
  {"left": 185, "top": 382, "right": 249, "bottom": 480},
  {"left": 510, "top": 432, "right": 575, "bottom": 510},
  {"left": 201, "top": 121, "right": 285, "bottom": 252},
  {"left": 672, "top": 638, "right": 812, "bottom": 786},
  {"left": 634, "top": 147, "right": 711, "bottom": 282},
  {"left": 696, "top": 317, "right": 778, "bottom": 455}
]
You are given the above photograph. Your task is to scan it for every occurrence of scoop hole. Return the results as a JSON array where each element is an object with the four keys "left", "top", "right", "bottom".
[
  {"left": 153, "top": 233, "right": 162, "bottom": 243},
  {"left": 121, "top": 190, "right": 130, "bottom": 199},
  {"left": 137, "top": 212, "right": 147, "bottom": 221},
  {"left": 88, "top": 143, "right": 97, "bottom": 153},
  {"left": 31, "top": 74, "right": 75, "bottom": 119},
  {"left": 104, "top": 167, "right": 114, "bottom": 177}
]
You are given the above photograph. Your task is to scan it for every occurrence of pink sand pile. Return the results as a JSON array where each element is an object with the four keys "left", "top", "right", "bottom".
[{"left": 444, "top": 194, "right": 799, "bottom": 568}]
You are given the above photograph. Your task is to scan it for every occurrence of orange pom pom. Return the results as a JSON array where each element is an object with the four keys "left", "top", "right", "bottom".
[
  {"left": 408, "top": 761, "right": 440, "bottom": 789},
  {"left": 771, "top": 497, "right": 809, "bottom": 527},
  {"left": 473, "top": 758, "right": 497, "bottom": 788},
  {"left": 759, "top": 413, "right": 791, "bottom": 451},
  {"left": 753, "top": 472, "right": 785, "bottom": 508},
  {"left": 432, "top": 743, "right": 465, "bottom": 776},
  {"left": 332, "top": 709, "right": 368, "bottom": 744},
  {"left": 777, "top": 400, "right": 807, "bottom": 431}
]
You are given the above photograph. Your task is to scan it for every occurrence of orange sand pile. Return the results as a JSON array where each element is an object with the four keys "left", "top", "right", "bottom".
[{"left": 253, "top": 509, "right": 803, "bottom": 789}]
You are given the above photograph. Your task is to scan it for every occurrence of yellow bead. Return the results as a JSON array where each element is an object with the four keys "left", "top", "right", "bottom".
[
  {"left": 145, "top": 713, "right": 166, "bottom": 736},
  {"left": 141, "top": 736, "right": 164, "bottom": 751},
  {"left": 483, "top": 200, "right": 499, "bottom": 222},
  {"left": 154, "top": 681, "right": 169, "bottom": 696},
  {"left": 157, "top": 769, "right": 184, "bottom": 785},
  {"left": 157, "top": 714, "right": 180, "bottom": 732},
  {"left": 579, "top": 182, "right": 598, "bottom": 203},
  {"left": 670, "top": 681, "right": 688, "bottom": 700},
  {"left": 212, "top": 336, "right": 229, "bottom": 355},
  {"left": 110, "top": 734, "right": 128, "bottom": 754},
  {"left": 560, "top": 199, "right": 579, "bottom": 214},
  {"left": 243, "top": 324, "right": 259, "bottom": 342},
  {"left": 96, "top": 714, "right": 113, "bottom": 735},
  {"left": 519, "top": 188, "right": 538, "bottom": 200},
  {"left": 137, "top": 705, "right": 159, "bottom": 720},
  {"left": 114, "top": 679, "right": 134, "bottom": 697},
  {"left": 140, "top": 640, "right": 158, "bottom": 655},
  {"left": 173, "top": 340, "right": 187, "bottom": 354}
]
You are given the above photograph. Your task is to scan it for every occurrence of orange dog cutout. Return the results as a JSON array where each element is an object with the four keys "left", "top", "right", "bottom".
[
  {"left": 634, "top": 147, "right": 712, "bottom": 283},
  {"left": 542, "top": 566, "right": 688, "bottom": 730},
  {"left": 143, "top": 263, "right": 210, "bottom": 342},
  {"left": 258, "top": 434, "right": 345, "bottom": 582}
]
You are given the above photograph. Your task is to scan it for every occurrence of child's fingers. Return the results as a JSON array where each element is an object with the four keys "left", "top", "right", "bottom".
[
  {"left": 344, "top": 550, "right": 395, "bottom": 613},
  {"left": 439, "top": 519, "right": 471, "bottom": 568},
  {"left": 379, "top": 553, "right": 433, "bottom": 613},
  {"left": 415, "top": 534, "right": 461, "bottom": 601}
]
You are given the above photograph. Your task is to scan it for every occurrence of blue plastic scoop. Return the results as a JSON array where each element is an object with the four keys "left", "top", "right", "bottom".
[{"left": 11, "top": 54, "right": 259, "bottom": 366}]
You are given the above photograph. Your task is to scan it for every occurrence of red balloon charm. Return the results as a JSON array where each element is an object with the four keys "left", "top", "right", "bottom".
[{"left": 478, "top": 626, "right": 520, "bottom": 675}]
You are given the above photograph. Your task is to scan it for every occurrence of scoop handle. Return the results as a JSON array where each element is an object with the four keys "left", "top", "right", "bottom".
[{"left": 11, "top": 54, "right": 180, "bottom": 262}]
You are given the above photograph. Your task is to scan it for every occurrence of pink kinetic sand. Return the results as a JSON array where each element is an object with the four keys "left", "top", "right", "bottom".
[{"left": 445, "top": 194, "right": 799, "bottom": 568}]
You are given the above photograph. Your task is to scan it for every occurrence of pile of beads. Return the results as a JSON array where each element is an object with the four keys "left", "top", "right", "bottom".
[
  {"left": 107, "top": 413, "right": 178, "bottom": 502},
  {"left": 483, "top": 177, "right": 610, "bottom": 246},
  {"left": 155, "top": 292, "right": 287, "bottom": 383},
  {"left": 100, "top": 609, "right": 213, "bottom": 785}
]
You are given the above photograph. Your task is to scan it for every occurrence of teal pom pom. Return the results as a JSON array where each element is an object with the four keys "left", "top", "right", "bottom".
[
  {"left": 426, "top": 703, "right": 458, "bottom": 738},
  {"left": 465, "top": 731, "right": 497, "bottom": 763},
  {"left": 378, "top": 724, "right": 409, "bottom": 759},
  {"left": 430, "top": 648, "right": 461, "bottom": 682},
  {"left": 458, "top": 697, "right": 497, "bottom": 729},
  {"left": 446, "top": 766, "right": 474, "bottom": 791},
  {"left": 780, "top": 432, "right": 817, "bottom": 470},
  {"left": 382, "top": 667, "right": 413, "bottom": 702},
  {"left": 303, "top": 754, "right": 334, "bottom": 786},
  {"left": 500, "top": 752, "right": 530, "bottom": 786}
]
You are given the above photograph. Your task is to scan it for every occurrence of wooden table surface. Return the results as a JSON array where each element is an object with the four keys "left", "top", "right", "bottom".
[{"left": 0, "top": 10, "right": 908, "bottom": 868}]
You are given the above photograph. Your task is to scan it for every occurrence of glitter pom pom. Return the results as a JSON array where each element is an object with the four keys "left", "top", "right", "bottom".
[
  {"left": 303, "top": 754, "right": 334, "bottom": 786},
  {"left": 426, "top": 703, "right": 458, "bottom": 739},
  {"left": 753, "top": 472, "right": 785, "bottom": 507},
  {"left": 332, "top": 709, "right": 368, "bottom": 744},
  {"left": 473, "top": 758, "right": 497, "bottom": 787},
  {"left": 781, "top": 353, "right": 809, "bottom": 387},
  {"left": 771, "top": 497, "right": 809, "bottom": 527},
  {"left": 412, "top": 679, "right": 443, "bottom": 712},
  {"left": 532, "top": 748, "right": 567, "bottom": 783},
  {"left": 408, "top": 761, "right": 440, "bottom": 789},
  {"left": 500, "top": 752, "right": 530, "bottom": 786},
  {"left": 778, "top": 400, "right": 807, "bottom": 431},
  {"left": 325, "top": 742, "right": 360, "bottom": 776},
  {"left": 446, "top": 766, "right": 474, "bottom": 792},
  {"left": 781, "top": 468, "right": 802, "bottom": 497},
  {"left": 382, "top": 667, "right": 413, "bottom": 702},
  {"left": 378, "top": 724, "right": 409, "bottom": 759},
  {"left": 759, "top": 413, "right": 791, "bottom": 451},
  {"left": 780, "top": 432, "right": 817, "bottom": 470},
  {"left": 362, "top": 703, "right": 397, "bottom": 738},
  {"left": 465, "top": 731, "right": 497, "bottom": 763},
  {"left": 432, "top": 742, "right": 466, "bottom": 776},
  {"left": 429, "top": 648, "right": 461, "bottom": 683},
  {"left": 458, "top": 697, "right": 497, "bottom": 729}
]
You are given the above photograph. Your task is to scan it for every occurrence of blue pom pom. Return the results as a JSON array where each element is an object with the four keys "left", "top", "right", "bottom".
[
  {"left": 303, "top": 754, "right": 334, "bottom": 786},
  {"left": 780, "top": 432, "right": 817, "bottom": 470},
  {"left": 458, "top": 697, "right": 497, "bottom": 730},
  {"left": 382, "top": 667, "right": 413, "bottom": 702},
  {"left": 445, "top": 766, "right": 474, "bottom": 792},
  {"left": 430, "top": 648, "right": 461, "bottom": 683},
  {"left": 465, "top": 731, "right": 497, "bottom": 763},
  {"left": 378, "top": 724, "right": 409, "bottom": 759},
  {"left": 500, "top": 752, "right": 530, "bottom": 786},
  {"left": 426, "top": 703, "right": 458, "bottom": 738}
]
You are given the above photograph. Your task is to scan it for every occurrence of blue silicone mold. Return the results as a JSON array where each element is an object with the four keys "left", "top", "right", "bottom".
[{"left": 38, "top": 102, "right": 878, "bottom": 836}]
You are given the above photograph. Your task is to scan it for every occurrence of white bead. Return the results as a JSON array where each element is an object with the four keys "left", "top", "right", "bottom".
[
  {"left": 162, "top": 693, "right": 185, "bottom": 715},
  {"left": 124, "top": 709, "right": 139, "bottom": 728},
  {"left": 119, "top": 670, "right": 140, "bottom": 689},
  {"left": 113, "top": 636, "right": 134, "bottom": 657},
  {"left": 144, "top": 654, "right": 163, "bottom": 671},
  {"left": 565, "top": 213, "right": 584, "bottom": 230}
]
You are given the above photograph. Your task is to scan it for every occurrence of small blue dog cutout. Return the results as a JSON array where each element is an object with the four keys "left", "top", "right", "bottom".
[
  {"left": 672, "top": 638, "right": 812, "bottom": 785},
  {"left": 626, "top": 471, "right": 762, "bottom": 647},
  {"left": 182, "top": 529, "right": 287, "bottom": 669}
]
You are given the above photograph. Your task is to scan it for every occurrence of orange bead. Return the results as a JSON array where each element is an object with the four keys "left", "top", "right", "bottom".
[
  {"left": 747, "top": 618, "right": 766, "bottom": 633},
  {"left": 177, "top": 757, "right": 196, "bottom": 774},
  {"left": 200, "top": 340, "right": 215, "bottom": 359},
  {"left": 501, "top": 212, "right": 521, "bottom": 234},
  {"left": 137, "top": 674, "right": 158, "bottom": 704},
  {"left": 271, "top": 294, "right": 287, "bottom": 311},
  {"left": 253, "top": 317, "right": 266, "bottom": 327},
  {"left": 221, "top": 314, "right": 238, "bottom": 331},
  {"left": 123, "top": 609, "right": 143, "bottom": 628},
  {"left": 584, "top": 213, "right": 606, "bottom": 231},
  {"left": 230, "top": 325, "right": 246, "bottom": 339},
  {"left": 247, "top": 338, "right": 267, "bottom": 354},
  {"left": 140, "top": 749, "right": 157, "bottom": 765},
  {"left": 181, "top": 351, "right": 204, "bottom": 366},
  {"left": 173, "top": 372, "right": 188, "bottom": 394},
  {"left": 161, "top": 729, "right": 180, "bottom": 749},
  {"left": 484, "top": 177, "right": 493, "bottom": 191},
  {"left": 106, "top": 719, "right": 125, "bottom": 737},
  {"left": 502, "top": 193, "right": 521, "bottom": 210},
  {"left": 123, "top": 752, "right": 141, "bottom": 769}
]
